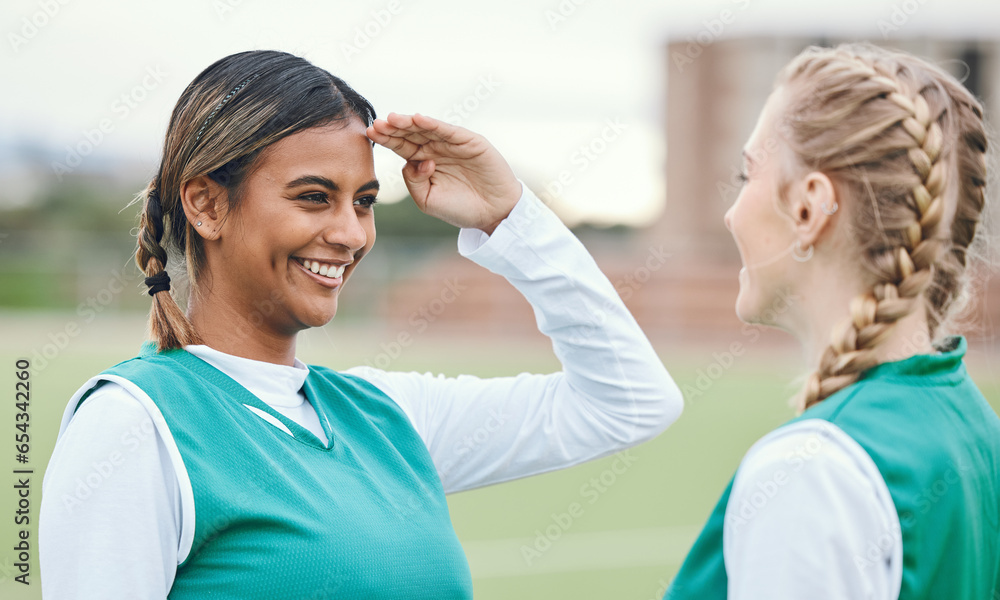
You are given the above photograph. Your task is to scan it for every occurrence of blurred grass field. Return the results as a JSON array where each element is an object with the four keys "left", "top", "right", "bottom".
[{"left": 1, "top": 312, "right": 997, "bottom": 600}]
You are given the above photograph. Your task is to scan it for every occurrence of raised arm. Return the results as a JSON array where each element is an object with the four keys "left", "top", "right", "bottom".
[{"left": 352, "top": 114, "right": 683, "bottom": 492}]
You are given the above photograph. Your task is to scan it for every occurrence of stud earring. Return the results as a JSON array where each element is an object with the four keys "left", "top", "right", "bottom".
[
  {"left": 792, "top": 240, "right": 814, "bottom": 262},
  {"left": 821, "top": 200, "right": 838, "bottom": 215},
  {"left": 196, "top": 221, "right": 202, "bottom": 226}
]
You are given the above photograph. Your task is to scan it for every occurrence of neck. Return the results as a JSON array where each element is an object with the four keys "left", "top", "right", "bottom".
[
  {"left": 792, "top": 286, "right": 934, "bottom": 372},
  {"left": 186, "top": 288, "right": 298, "bottom": 366}
]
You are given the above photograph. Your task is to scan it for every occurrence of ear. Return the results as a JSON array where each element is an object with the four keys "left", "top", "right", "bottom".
[
  {"left": 180, "top": 175, "right": 229, "bottom": 241},
  {"left": 790, "top": 171, "right": 838, "bottom": 247}
]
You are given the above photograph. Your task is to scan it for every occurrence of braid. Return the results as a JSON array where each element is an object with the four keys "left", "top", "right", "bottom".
[
  {"left": 925, "top": 100, "right": 989, "bottom": 336},
  {"left": 135, "top": 182, "right": 202, "bottom": 350},
  {"left": 777, "top": 45, "right": 987, "bottom": 411}
]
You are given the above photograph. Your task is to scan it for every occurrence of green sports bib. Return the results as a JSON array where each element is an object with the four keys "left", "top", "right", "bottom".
[{"left": 77, "top": 342, "right": 473, "bottom": 599}]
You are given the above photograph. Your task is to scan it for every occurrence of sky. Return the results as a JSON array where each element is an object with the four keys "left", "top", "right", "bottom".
[{"left": 3, "top": 0, "right": 998, "bottom": 225}]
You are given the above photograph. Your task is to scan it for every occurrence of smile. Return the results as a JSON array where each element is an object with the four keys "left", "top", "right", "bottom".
[{"left": 292, "top": 257, "right": 348, "bottom": 284}]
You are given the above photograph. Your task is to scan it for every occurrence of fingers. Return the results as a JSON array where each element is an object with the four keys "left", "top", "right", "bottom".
[
  {"left": 384, "top": 112, "right": 472, "bottom": 145},
  {"left": 366, "top": 123, "right": 424, "bottom": 160},
  {"left": 401, "top": 159, "right": 434, "bottom": 206},
  {"left": 371, "top": 117, "right": 434, "bottom": 145}
]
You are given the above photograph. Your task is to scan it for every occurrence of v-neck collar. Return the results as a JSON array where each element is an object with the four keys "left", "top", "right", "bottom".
[{"left": 139, "top": 341, "right": 335, "bottom": 451}]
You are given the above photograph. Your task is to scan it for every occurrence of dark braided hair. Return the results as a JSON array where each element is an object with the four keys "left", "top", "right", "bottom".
[{"left": 133, "top": 50, "right": 376, "bottom": 350}]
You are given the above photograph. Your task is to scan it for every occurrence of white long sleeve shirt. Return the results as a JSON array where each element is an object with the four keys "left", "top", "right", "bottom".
[
  {"left": 39, "top": 183, "right": 684, "bottom": 599},
  {"left": 723, "top": 420, "right": 903, "bottom": 599}
]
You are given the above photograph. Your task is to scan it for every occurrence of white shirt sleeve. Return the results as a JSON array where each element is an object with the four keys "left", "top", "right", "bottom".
[
  {"left": 345, "top": 182, "right": 683, "bottom": 493},
  {"left": 723, "top": 419, "right": 902, "bottom": 600},
  {"left": 40, "top": 383, "right": 179, "bottom": 600}
]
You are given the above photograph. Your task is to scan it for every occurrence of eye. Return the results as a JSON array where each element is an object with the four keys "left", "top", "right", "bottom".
[
  {"left": 299, "top": 192, "right": 329, "bottom": 204},
  {"left": 736, "top": 171, "right": 749, "bottom": 185},
  {"left": 354, "top": 195, "right": 378, "bottom": 209}
]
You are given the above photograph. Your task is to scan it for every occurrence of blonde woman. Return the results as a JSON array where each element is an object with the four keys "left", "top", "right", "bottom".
[
  {"left": 666, "top": 44, "right": 1000, "bottom": 598},
  {"left": 38, "top": 50, "right": 683, "bottom": 598}
]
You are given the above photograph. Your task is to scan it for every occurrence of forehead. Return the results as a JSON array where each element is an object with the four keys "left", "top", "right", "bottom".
[
  {"left": 255, "top": 119, "right": 374, "bottom": 178},
  {"left": 746, "top": 88, "right": 787, "bottom": 154}
]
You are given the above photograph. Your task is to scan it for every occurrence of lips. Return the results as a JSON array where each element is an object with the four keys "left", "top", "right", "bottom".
[
  {"left": 300, "top": 259, "right": 345, "bottom": 279},
  {"left": 291, "top": 257, "right": 350, "bottom": 287}
]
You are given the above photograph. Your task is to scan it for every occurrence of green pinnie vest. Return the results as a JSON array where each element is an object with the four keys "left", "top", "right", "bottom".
[
  {"left": 665, "top": 336, "right": 1000, "bottom": 599},
  {"left": 77, "top": 342, "right": 473, "bottom": 599}
]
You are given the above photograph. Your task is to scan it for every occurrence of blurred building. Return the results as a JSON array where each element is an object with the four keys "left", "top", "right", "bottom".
[{"left": 380, "top": 36, "right": 1000, "bottom": 349}]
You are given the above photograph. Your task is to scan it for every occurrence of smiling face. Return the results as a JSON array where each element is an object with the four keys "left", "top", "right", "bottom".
[
  {"left": 207, "top": 119, "right": 377, "bottom": 336},
  {"left": 723, "top": 89, "right": 800, "bottom": 325}
]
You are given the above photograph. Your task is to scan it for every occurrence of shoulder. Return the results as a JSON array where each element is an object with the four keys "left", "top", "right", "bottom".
[
  {"left": 63, "top": 379, "right": 158, "bottom": 437},
  {"left": 308, "top": 364, "right": 423, "bottom": 420},
  {"left": 46, "top": 379, "right": 174, "bottom": 494},
  {"left": 732, "top": 419, "right": 886, "bottom": 500},
  {"left": 725, "top": 419, "right": 900, "bottom": 564},
  {"left": 723, "top": 419, "right": 903, "bottom": 598}
]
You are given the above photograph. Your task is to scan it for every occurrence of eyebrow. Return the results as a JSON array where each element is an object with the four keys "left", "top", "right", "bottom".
[{"left": 285, "top": 175, "right": 380, "bottom": 194}]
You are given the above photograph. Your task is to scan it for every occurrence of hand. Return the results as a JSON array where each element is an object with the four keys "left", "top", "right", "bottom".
[{"left": 366, "top": 113, "right": 522, "bottom": 235}]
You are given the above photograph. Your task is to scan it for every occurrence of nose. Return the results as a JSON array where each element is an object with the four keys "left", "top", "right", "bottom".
[
  {"left": 723, "top": 204, "right": 735, "bottom": 233},
  {"left": 322, "top": 202, "right": 369, "bottom": 251}
]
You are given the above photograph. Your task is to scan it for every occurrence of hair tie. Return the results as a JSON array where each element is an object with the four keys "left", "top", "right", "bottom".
[{"left": 145, "top": 270, "right": 171, "bottom": 296}]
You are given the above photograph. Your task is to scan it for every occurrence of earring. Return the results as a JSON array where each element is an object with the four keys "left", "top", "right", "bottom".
[
  {"left": 821, "top": 200, "right": 838, "bottom": 215},
  {"left": 792, "top": 240, "right": 814, "bottom": 262},
  {"left": 196, "top": 221, "right": 202, "bottom": 226}
]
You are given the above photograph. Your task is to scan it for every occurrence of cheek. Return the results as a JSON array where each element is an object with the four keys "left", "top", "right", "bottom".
[
  {"left": 361, "top": 217, "right": 377, "bottom": 253},
  {"left": 728, "top": 202, "right": 752, "bottom": 254}
]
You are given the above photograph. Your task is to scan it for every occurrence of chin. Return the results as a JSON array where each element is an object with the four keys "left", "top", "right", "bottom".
[
  {"left": 297, "top": 301, "right": 340, "bottom": 329},
  {"left": 734, "top": 285, "right": 768, "bottom": 326}
]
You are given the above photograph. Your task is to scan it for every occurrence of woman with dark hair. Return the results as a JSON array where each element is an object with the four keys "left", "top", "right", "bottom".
[{"left": 38, "top": 50, "right": 682, "bottom": 598}]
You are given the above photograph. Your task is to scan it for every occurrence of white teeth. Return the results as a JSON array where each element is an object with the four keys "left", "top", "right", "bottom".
[{"left": 299, "top": 259, "right": 346, "bottom": 279}]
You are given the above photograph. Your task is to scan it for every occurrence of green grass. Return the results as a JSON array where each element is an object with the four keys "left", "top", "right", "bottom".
[{"left": 0, "top": 313, "right": 997, "bottom": 599}]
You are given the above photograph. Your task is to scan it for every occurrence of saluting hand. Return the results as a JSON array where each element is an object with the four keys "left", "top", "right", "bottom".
[{"left": 366, "top": 113, "right": 522, "bottom": 235}]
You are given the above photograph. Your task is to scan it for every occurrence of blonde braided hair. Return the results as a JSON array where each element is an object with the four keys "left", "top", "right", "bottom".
[{"left": 772, "top": 44, "right": 988, "bottom": 411}]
